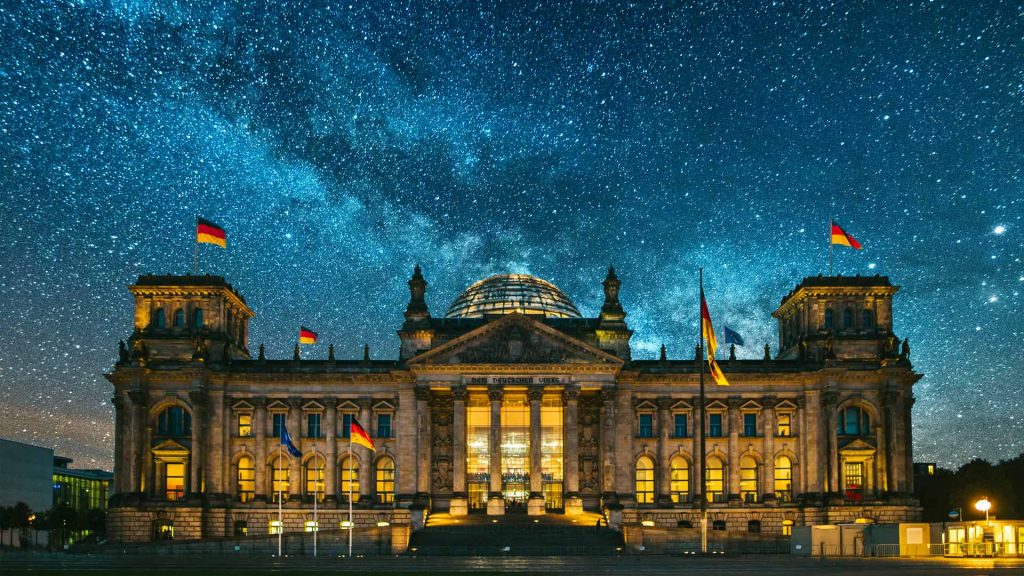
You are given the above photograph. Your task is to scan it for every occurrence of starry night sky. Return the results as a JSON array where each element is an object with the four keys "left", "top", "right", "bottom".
[{"left": 1, "top": 1, "right": 1021, "bottom": 471}]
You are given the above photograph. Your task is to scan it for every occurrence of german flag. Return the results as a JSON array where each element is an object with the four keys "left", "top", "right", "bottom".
[
  {"left": 196, "top": 217, "right": 227, "bottom": 248},
  {"left": 700, "top": 288, "right": 729, "bottom": 386},
  {"left": 299, "top": 326, "right": 318, "bottom": 345},
  {"left": 831, "top": 221, "right": 862, "bottom": 250},
  {"left": 350, "top": 418, "right": 376, "bottom": 451}
]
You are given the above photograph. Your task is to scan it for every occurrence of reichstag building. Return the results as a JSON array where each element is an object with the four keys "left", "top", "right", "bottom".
[{"left": 106, "top": 267, "right": 921, "bottom": 543}]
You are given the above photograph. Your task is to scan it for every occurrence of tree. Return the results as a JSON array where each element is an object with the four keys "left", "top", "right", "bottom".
[
  {"left": 0, "top": 505, "right": 11, "bottom": 548},
  {"left": 83, "top": 508, "right": 106, "bottom": 541},
  {"left": 11, "top": 502, "right": 32, "bottom": 548}
]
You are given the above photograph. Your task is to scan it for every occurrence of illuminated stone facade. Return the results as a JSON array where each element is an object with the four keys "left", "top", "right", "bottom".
[{"left": 106, "top": 268, "right": 921, "bottom": 544}]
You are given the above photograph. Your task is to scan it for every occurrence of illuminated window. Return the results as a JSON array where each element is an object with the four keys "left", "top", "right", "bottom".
[
  {"left": 157, "top": 406, "right": 191, "bottom": 436},
  {"left": 153, "top": 308, "right": 166, "bottom": 329},
  {"left": 635, "top": 456, "right": 655, "bottom": 504},
  {"left": 673, "top": 414, "right": 687, "bottom": 438},
  {"left": 782, "top": 519, "right": 794, "bottom": 536},
  {"left": 774, "top": 456, "right": 793, "bottom": 502},
  {"left": 340, "top": 456, "right": 359, "bottom": 503},
  {"left": 237, "top": 413, "right": 252, "bottom": 437},
  {"left": 740, "top": 456, "right": 759, "bottom": 503},
  {"left": 706, "top": 456, "right": 725, "bottom": 503},
  {"left": 709, "top": 413, "right": 723, "bottom": 437},
  {"left": 304, "top": 457, "right": 325, "bottom": 502},
  {"left": 307, "top": 413, "right": 322, "bottom": 438},
  {"left": 153, "top": 519, "right": 174, "bottom": 540},
  {"left": 670, "top": 456, "right": 689, "bottom": 504},
  {"left": 237, "top": 456, "right": 255, "bottom": 502},
  {"left": 637, "top": 413, "right": 654, "bottom": 438},
  {"left": 304, "top": 520, "right": 319, "bottom": 532},
  {"left": 777, "top": 413, "right": 792, "bottom": 437},
  {"left": 270, "top": 457, "right": 289, "bottom": 503},
  {"left": 540, "top": 397, "right": 564, "bottom": 511},
  {"left": 165, "top": 462, "right": 185, "bottom": 501},
  {"left": 173, "top": 308, "right": 185, "bottom": 328},
  {"left": 838, "top": 406, "right": 871, "bottom": 436},
  {"left": 844, "top": 461, "right": 864, "bottom": 500},
  {"left": 466, "top": 397, "right": 490, "bottom": 511},
  {"left": 375, "top": 457, "right": 395, "bottom": 505},
  {"left": 743, "top": 413, "right": 758, "bottom": 437},
  {"left": 233, "top": 520, "right": 247, "bottom": 536},
  {"left": 268, "top": 520, "right": 283, "bottom": 535}
]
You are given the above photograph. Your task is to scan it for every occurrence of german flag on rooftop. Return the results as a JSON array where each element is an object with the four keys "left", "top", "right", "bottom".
[{"left": 196, "top": 217, "right": 227, "bottom": 248}]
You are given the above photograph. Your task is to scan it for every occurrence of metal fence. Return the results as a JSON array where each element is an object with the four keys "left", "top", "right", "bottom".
[{"left": 872, "top": 542, "right": 1023, "bottom": 558}]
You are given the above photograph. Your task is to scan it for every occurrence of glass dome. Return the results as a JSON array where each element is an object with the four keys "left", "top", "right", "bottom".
[{"left": 445, "top": 274, "right": 582, "bottom": 319}]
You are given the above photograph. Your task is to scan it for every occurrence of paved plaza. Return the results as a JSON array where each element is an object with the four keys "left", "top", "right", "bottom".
[{"left": 2, "top": 553, "right": 1023, "bottom": 575}]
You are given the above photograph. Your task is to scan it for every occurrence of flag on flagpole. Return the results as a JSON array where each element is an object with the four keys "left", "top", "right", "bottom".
[
  {"left": 350, "top": 418, "right": 376, "bottom": 451},
  {"left": 196, "top": 217, "right": 227, "bottom": 248},
  {"left": 700, "top": 288, "right": 729, "bottom": 386},
  {"left": 723, "top": 326, "right": 744, "bottom": 346},
  {"left": 280, "top": 423, "right": 302, "bottom": 457},
  {"left": 831, "top": 221, "right": 863, "bottom": 249},
  {"left": 299, "top": 326, "right": 318, "bottom": 345}
]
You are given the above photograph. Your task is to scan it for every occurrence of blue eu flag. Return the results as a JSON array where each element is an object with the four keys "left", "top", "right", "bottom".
[
  {"left": 723, "top": 326, "right": 744, "bottom": 346},
  {"left": 280, "top": 423, "right": 303, "bottom": 457}
]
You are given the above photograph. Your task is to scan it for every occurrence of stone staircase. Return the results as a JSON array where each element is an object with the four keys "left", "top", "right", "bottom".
[{"left": 408, "top": 512, "right": 624, "bottom": 556}]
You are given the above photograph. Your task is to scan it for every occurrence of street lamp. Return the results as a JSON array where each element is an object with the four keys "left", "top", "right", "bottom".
[{"left": 975, "top": 497, "right": 992, "bottom": 522}]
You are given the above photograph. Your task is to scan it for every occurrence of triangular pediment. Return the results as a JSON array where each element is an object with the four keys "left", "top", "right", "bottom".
[
  {"left": 671, "top": 400, "right": 692, "bottom": 411},
  {"left": 337, "top": 400, "right": 361, "bottom": 412},
  {"left": 302, "top": 400, "right": 325, "bottom": 412},
  {"left": 408, "top": 314, "right": 624, "bottom": 367},
  {"left": 231, "top": 400, "right": 254, "bottom": 412},
  {"left": 775, "top": 399, "right": 798, "bottom": 411},
  {"left": 152, "top": 439, "right": 189, "bottom": 457},
  {"left": 839, "top": 437, "right": 877, "bottom": 453},
  {"left": 740, "top": 400, "right": 762, "bottom": 411}
]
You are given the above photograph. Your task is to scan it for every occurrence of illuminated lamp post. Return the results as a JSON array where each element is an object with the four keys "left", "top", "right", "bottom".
[{"left": 975, "top": 497, "right": 992, "bottom": 523}]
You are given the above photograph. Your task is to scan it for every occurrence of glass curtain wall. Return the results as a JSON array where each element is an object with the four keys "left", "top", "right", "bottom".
[
  {"left": 501, "top": 394, "right": 530, "bottom": 510},
  {"left": 540, "top": 395, "right": 564, "bottom": 510},
  {"left": 466, "top": 395, "right": 491, "bottom": 511}
]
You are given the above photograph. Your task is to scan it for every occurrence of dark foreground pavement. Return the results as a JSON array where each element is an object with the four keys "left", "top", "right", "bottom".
[{"left": 2, "top": 553, "right": 1024, "bottom": 575}]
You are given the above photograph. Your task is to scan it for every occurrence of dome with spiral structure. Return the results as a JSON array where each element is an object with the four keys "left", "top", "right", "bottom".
[{"left": 445, "top": 274, "right": 581, "bottom": 319}]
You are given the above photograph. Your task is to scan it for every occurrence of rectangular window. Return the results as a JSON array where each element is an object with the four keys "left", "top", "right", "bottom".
[
  {"left": 673, "top": 414, "right": 687, "bottom": 438},
  {"left": 237, "top": 460, "right": 255, "bottom": 503},
  {"left": 272, "top": 413, "right": 285, "bottom": 438},
  {"left": 637, "top": 413, "right": 654, "bottom": 438},
  {"left": 165, "top": 462, "right": 185, "bottom": 501},
  {"left": 269, "top": 520, "right": 283, "bottom": 535},
  {"left": 271, "top": 466, "right": 289, "bottom": 503},
  {"left": 777, "top": 413, "right": 792, "bottom": 437},
  {"left": 743, "top": 413, "right": 758, "bottom": 437},
  {"left": 307, "top": 413, "right": 322, "bottom": 438},
  {"left": 844, "top": 461, "right": 864, "bottom": 501},
  {"left": 237, "top": 413, "right": 252, "bottom": 437},
  {"left": 709, "top": 414, "right": 723, "bottom": 437},
  {"left": 376, "top": 413, "right": 392, "bottom": 438},
  {"left": 341, "top": 413, "right": 353, "bottom": 438}
]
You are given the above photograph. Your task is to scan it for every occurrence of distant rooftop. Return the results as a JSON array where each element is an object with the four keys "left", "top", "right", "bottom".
[
  {"left": 781, "top": 274, "right": 894, "bottom": 304},
  {"left": 133, "top": 274, "right": 246, "bottom": 303}
]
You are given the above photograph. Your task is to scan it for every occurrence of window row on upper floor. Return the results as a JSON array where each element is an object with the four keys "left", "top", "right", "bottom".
[
  {"left": 234, "top": 412, "right": 394, "bottom": 440},
  {"left": 635, "top": 411, "right": 795, "bottom": 439}
]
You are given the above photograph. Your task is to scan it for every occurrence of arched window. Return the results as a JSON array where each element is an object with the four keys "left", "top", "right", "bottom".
[
  {"left": 193, "top": 308, "right": 204, "bottom": 328},
  {"left": 670, "top": 456, "right": 689, "bottom": 504},
  {"left": 740, "top": 456, "right": 759, "bottom": 503},
  {"left": 152, "top": 519, "right": 174, "bottom": 540},
  {"left": 153, "top": 308, "right": 166, "bottom": 329},
  {"left": 712, "top": 520, "right": 726, "bottom": 531},
  {"left": 774, "top": 456, "right": 793, "bottom": 502},
  {"left": 304, "top": 456, "right": 326, "bottom": 502},
  {"left": 375, "top": 457, "right": 395, "bottom": 505},
  {"left": 862, "top": 309, "right": 874, "bottom": 331},
  {"left": 270, "top": 456, "right": 290, "bottom": 503},
  {"left": 838, "top": 406, "right": 871, "bottom": 436},
  {"left": 748, "top": 520, "right": 761, "bottom": 533},
  {"left": 823, "top": 308, "right": 834, "bottom": 330},
  {"left": 842, "top": 308, "right": 853, "bottom": 329},
  {"left": 706, "top": 456, "right": 725, "bottom": 503},
  {"left": 635, "top": 456, "right": 655, "bottom": 504},
  {"left": 156, "top": 406, "right": 191, "bottom": 436},
  {"left": 340, "top": 456, "right": 360, "bottom": 503},
  {"left": 173, "top": 308, "right": 185, "bottom": 328},
  {"left": 237, "top": 456, "right": 255, "bottom": 502}
]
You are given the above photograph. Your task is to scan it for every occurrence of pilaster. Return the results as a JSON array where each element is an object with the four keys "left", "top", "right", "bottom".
[
  {"left": 487, "top": 386, "right": 505, "bottom": 515},
  {"left": 527, "top": 387, "right": 545, "bottom": 515},
  {"left": 450, "top": 386, "right": 468, "bottom": 515}
]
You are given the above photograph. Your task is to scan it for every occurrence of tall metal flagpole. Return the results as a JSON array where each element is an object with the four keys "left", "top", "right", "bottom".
[
  {"left": 277, "top": 443, "right": 283, "bottom": 557},
  {"left": 828, "top": 204, "right": 834, "bottom": 276},
  {"left": 193, "top": 217, "right": 199, "bottom": 275},
  {"left": 313, "top": 443, "right": 318, "bottom": 558},
  {"left": 699, "top": 267, "right": 708, "bottom": 555},
  {"left": 348, "top": 433, "right": 353, "bottom": 558}
]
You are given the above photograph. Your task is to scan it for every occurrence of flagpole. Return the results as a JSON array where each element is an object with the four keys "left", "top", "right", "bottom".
[
  {"left": 193, "top": 216, "right": 199, "bottom": 275},
  {"left": 313, "top": 443, "right": 318, "bottom": 558},
  {"left": 277, "top": 443, "right": 283, "bottom": 557},
  {"left": 828, "top": 207, "right": 834, "bottom": 276},
  {"left": 699, "top": 267, "right": 707, "bottom": 555},
  {"left": 348, "top": 433, "right": 353, "bottom": 558}
]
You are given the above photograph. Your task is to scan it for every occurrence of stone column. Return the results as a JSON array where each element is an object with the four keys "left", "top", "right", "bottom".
[
  {"left": 562, "top": 386, "right": 582, "bottom": 515},
  {"left": 762, "top": 397, "right": 776, "bottom": 501},
  {"left": 112, "top": 395, "right": 126, "bottom": 493},
  {"left": 415, "top": 387, "right": 432, "bottom": 500},
  {"left": 795, "top": 397, "right": 807, "bottom": 496},
  {"left": 656, "top": 397, "right": 672, "bottom": 506},
  {"left": 253, "top": 397, "right": 267, "bottom": 500},
  {"left": 823, "top": 391, "right": 839, "bottom": 495},
  {"left": 358, "top": 398, "right": 373, "bottom": 503},
  {"left": 450, "top": 386, "right": 468, "bottom": 515},
  {"left": 599, "top": 388, "right": 617, "bottom": 500},
  {"left": 128, "top": 389, "right": 147, "bottom": 494},
  {"left": 802, "top": 392, "right": 821, "bottom": 494},
  {"left": 324, "top": 398, "right": 338, "bottom": 502},
  {"left": 487, "top": 387, "right": 505, "bottom": 515},
  {"left": 527, "top": 387, "right": 545, "bottom": 515},
  {"left": 904, "top": 396, "right": 915, "bottom": 494},
  {"left": 727, "top": 396, "right": 741, "bottom": 501},
  {"left": 287, "top": 397, "right": 302, "bottom": 500},
  {"left": 189, "top": 389, "right": 207, "bottom": 497},
  {"left": 206, "top": 391, "right": 225, "bottom": 496}
]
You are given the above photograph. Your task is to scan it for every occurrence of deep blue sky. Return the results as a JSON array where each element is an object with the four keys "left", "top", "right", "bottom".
[{"left": 1, "top": 1, "right": 1021, "bottom": 470}]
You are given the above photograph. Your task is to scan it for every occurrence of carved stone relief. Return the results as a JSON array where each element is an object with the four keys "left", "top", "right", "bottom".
[
  {"left": 430, "top": 395, "right": 454, "bottom": 495},
  {"left": 578, "top": 393, "right": 601, "bottom": 494}
]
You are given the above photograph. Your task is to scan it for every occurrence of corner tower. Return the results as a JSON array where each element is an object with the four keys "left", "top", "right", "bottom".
[
  {"left": 123, "top": 274, "right": 254, "bottom": 364},
  {"left": 772, "top": 275, "right": 902, "bottom": 362}
]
